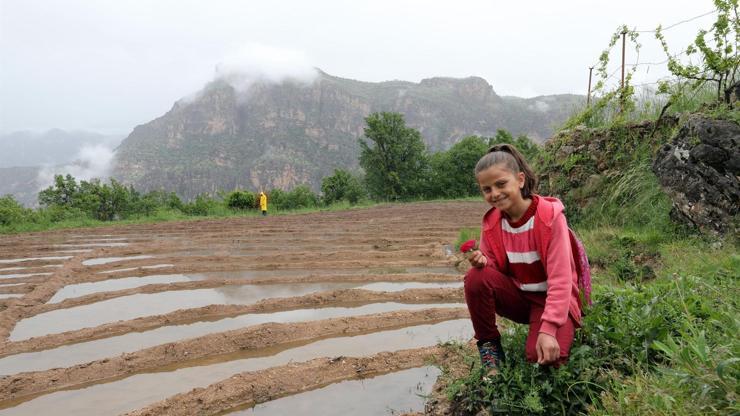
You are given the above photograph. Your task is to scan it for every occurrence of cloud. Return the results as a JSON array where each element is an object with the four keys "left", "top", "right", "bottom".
[
  {"left": 214, "top": 43, "right": 319, "bottom": 91},
  {"left": 37, "top": 144, "right": 115, "bottom": 190},
  {"left": 532, "top": 101, "right": 550, "bottom": 112}
]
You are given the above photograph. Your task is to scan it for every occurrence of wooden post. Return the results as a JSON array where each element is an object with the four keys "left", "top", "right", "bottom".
[
  {"left": 620, "top": 29, "right": 628, "bottom": 113},
  {"left": 587, "top": 66, "right": 594, "bottom": 107},
  {"left": 620, "top": 30, "right": 627, "bottom": 90}
]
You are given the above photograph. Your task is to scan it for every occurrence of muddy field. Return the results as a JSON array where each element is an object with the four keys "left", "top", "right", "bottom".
[{"left": 0, "top": 201, "right": 486, "bottom": 415}]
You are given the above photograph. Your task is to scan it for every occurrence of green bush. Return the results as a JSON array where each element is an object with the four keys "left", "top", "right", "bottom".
[
  {"left": 181, "top": 194, "right": 220, "bottom": 216},
  {"left": 284, "top": 185, "right": 319, "bottom": 209},
  {"left": 225, "top": 190, "right": 256, "bottom": 210},
  {"left": 321, "top": 169, "right": 366, "bottom": 205},
  {"left": 267, "top": 188, "right": 288, "bottom": 210},
  {"left": 0, "top": 195, "right": 29, "bottom": 226}
]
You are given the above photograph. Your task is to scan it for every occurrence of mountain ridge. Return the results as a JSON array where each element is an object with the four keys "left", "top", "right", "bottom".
[{"left": 112, "top": 70, "right": 583, "bottom": 199}]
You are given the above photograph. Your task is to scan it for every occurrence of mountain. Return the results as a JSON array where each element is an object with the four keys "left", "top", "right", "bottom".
[
  {"left": 0, "top": 166, "right": 40, "bottom": 206},
  {"left": 112, "top": 71, "right": 583, "bottom": 199},
  {"left": 0, "top": 129, "right": 122, "bottom": 168}
]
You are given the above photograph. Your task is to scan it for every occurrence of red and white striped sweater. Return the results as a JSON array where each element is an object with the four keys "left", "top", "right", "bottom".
[{"left": 479, "top": 195, "right": 582, "bottom": 337}]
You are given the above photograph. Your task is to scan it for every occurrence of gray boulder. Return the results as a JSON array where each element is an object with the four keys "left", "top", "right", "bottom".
[{"left": 653, "top": 115, "right": 739, "bottom": 235}]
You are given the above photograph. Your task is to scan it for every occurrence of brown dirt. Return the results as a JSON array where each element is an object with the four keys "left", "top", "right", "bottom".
[
  {"left": 0, "top": 308, "right": 468, "bottom": 403},
  {"left": 0, "top": 287, "right": 464, "bottom": 357},
  {"left": 125, "top": 346, "right": 444, "bottom": 416},
  {"left": 0, "top": 201, "right": 487, "bottom": 413}
]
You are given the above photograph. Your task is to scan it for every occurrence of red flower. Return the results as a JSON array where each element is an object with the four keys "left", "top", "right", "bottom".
[{"left": 460, "top": 239, "right": 477, "bottom": 253}]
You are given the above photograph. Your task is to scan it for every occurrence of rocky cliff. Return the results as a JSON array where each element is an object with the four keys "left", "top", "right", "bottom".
[{"left": 112, "top": 71, "right": 583, "bottom": 199}]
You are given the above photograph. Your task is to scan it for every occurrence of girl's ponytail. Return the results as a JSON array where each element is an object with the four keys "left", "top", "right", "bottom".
[{"left": 475, "top": 143, "right": 538, "bottom": 198}]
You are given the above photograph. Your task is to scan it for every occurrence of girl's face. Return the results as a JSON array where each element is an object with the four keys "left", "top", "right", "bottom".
[{"left": 476, "top": 164, "right": 527, "bottom": 214}]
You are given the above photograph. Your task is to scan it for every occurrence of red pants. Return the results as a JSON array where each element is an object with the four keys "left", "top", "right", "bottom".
[{"left": 464, "top": 265, "right": 576, "bottom": 364}]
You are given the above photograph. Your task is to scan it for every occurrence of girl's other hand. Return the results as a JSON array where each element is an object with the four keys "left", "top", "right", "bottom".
[
  {"left": 536, "top": 333, "right": 560, "bottom": 365},
  {"left": 467, "top": 250, "right": 487, "bottom": 268}
]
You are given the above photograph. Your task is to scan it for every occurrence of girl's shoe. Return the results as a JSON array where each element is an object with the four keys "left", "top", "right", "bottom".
[{"left": 477, "top": 339, "right": 505, "bottom": 372}]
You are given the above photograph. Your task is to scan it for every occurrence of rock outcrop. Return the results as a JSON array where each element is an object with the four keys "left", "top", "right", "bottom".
[{"left": 653, "top": 115, "right": 740, "bottom": 235}]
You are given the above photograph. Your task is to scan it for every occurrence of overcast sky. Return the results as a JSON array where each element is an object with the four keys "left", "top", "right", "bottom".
[{"left": 0, "top": 0, "right": 717, "bottom": 134}]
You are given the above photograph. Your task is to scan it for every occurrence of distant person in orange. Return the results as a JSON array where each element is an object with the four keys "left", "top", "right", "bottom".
[{"left": 259, "top": 191, "right": 268, "bottom": 216}]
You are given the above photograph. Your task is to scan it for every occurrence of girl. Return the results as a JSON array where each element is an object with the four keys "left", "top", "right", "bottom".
[{"left": 465, "top": 144, "right": 582, "bottom": 369}]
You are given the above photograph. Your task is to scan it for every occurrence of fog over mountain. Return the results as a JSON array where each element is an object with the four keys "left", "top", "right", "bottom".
[
  {"left": 0, "top": 129, "right": 122, "bottom": 168},
  {"left": 0, "top": 130, "right": 122, "bottom": 206}
]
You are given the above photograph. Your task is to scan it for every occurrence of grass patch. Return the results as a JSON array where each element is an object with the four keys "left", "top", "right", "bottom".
[{"left": 0, "top": 200, "right": 381, "bottom": 235}]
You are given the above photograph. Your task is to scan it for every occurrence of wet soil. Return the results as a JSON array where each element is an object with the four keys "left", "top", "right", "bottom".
[
  {"left": 0, "top": 201, "right": 486, "bottom": 414},
  {"left": 126, "top": 347, "right": 444, "bottom": 416}
]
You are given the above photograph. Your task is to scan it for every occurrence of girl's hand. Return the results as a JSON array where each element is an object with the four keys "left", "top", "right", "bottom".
[
  {"left": 467, "top": 250, "right": 487, "bottom": 268},
  {"left": 536, "top": 333, "right": 560, "bottom": 365}
]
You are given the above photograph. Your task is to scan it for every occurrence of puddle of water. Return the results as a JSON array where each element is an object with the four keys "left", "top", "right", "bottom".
[
  {"left": 0, "top": 282, "right": 27, "bottom": 287},
  {"left": 67, "top": 237, "right": 128, "bottom": 241},
  {"left": 53, "top": 249, "right": 93, "bottom": 254},
  {"left": 47, "top": 274, "right": 207, "bottom": 303},
  {"left": 10, "top": 282, "right": 363, "bottom": 340},
  {"left": 98, "top": 264, "right": 174, "bottom": 274},
  {"left": 0, "top": 256, "right": 72, "bottom": 264},
  {"left": 0, "top": 294, "right": 23, "bottom": 299},
  {"left": 357, "top": 282, "right": 462, "bottom": 292},
  {"left": 0, "top": 303, "right": 464, "bottom": 374},
  {"left": 81, "top": 255, "right": 154, "bottom": 266},
  {"left": 0, "top": 319, "right": 472, "bottom": 416},
  {"left": 234, "top": 366, "right": 440, "bottom": 415},
  {"left": 53, "top": 243, "right": 129, "bottom": 248},
  {"left": 0, "top": 267, "right": 27, "bottom": 272},
  {"left": 0, "top": 273, "right": 53, "bottom": 280},
  {"left": 191, "top": 266, "right": 460, "bottom": 281}
]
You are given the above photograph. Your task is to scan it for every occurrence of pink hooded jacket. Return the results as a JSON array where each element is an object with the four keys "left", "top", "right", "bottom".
[{"left": 478, "top": 195, "right": 582, "bottom": 337}]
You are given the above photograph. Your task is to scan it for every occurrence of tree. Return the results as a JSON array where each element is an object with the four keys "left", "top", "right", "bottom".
[
  {"left": 656, "top": 0, "right": 740, "bottom": 104},
  {"left": 38, "top": 174, "right": 78, "bottom": 207},
  {"left": 359, "top": 112, "right": 428, "bottom": 200},
  {"left": 426, "top": 136, "right": 488, "bottom": 198},
  {"left": 321, "top": 169, "right": 366, "bottom": 205}
]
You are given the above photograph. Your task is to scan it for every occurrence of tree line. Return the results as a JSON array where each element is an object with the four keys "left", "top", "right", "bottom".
[{"left": 0, "top": 112, "right": 539, "bottom": 229}]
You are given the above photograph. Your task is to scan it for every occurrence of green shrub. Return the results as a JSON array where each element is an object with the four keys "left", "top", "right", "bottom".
[
  {"left": 321, "top": 169, "right": 366, "bottom": 205},
  {"left": 181, "top": 194, "right": 220, "bottom": 216},
  {"left": 0, "top": 195, "right": 29, "bottom": 226},
  {"left": 285, "top": 185, "right": 319, "bottom": 209},
  {"left": 225, "top": 190, "right": 256, "bottom": 210}
]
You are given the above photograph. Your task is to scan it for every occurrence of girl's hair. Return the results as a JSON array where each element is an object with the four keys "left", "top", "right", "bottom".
[{"left": 474, "top": 143, "right": 538, "bottom": 198}]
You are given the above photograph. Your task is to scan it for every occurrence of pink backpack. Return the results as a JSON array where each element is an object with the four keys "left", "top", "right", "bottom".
[{"left": 569, "top": 230, "right": 592, "bottom": 306}]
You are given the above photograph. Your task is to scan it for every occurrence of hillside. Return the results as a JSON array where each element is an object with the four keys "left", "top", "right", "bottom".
[{"left": 112, "top": 71, "right": 583, "bottom": 199}]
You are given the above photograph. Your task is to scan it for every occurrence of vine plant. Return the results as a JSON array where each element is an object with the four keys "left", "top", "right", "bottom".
[{"left": 655, "top": 0, "right": 740, "bottom": 109}]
